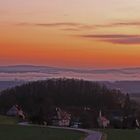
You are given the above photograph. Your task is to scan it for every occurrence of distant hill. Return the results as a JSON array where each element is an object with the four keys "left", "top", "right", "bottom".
[
  {"left": 100, "top": 81, "right": 140, "bottom": 94},
  {"left": 0, "top": 81, "right": 25, "bottom": 91},
  {"left": 0, "top": 65, "right": 140, "bottom": 93},
  {"left": 0, "top": 65, "right": 140, "bottom": 81},
  {"left": 1, "top": 65, "right": 140, "bottom": 75},
  {"left": 0, "top": 78, "right": 137, "bottom": 128},
  {"left": 1, "top": 80, "right": 140, "bottom": 94},
  {"left": 0, "top": 65, "right": 60, "bottom": 73},
  {"left": 0, "top": 78, "right": 124, "bottom": 114}
]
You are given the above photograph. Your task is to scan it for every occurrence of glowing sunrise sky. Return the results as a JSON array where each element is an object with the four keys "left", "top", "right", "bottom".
[{"left": 1, "top": 0, "right": 140, "bottom": 68}]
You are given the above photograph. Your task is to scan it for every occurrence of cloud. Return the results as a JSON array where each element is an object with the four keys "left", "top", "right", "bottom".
[
  {"left": 16, "top": 20, "right": 140, "bottom": 32},
  {"left": 108, "top": 37, "right": 140, "bottom": 44},
  {"left": 80, "top": 34, "right": 140, "bottom": 44},
  {"left": 35, "top": 22, "right": 82, "bottom": 27},
  {"left": 16, "top": 22, "right": 80, "bottom": 27},
  {"left": 61, "top": 28, "right": 81, "bottom": 31},
  {"left": 112, "top": 22, "right": 140, "bottom": 26},
  {"left": 95, "top": 21, "right": 140, "bottom": 28},
  {"left": 16, "top": 21, "right": 140, "bottom": 43},
  {"left": 81, "top": 34, "right": 139, "bottom": 38},
  {"left": 16, "top": 22, "right": 95, "bottom": 31}
]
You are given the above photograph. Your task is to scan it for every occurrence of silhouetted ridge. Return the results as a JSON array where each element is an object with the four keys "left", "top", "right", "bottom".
[{"left": 0, "top": 78, "right": 124, "bottom": 114}]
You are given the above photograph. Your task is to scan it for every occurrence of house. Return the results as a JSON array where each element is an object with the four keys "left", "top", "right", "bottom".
[
  {"left": 7, "top": 105, "right": 25, "bottom": 120},
  {"left": 52, "top": 108, "right": 71, "bottom": 127},
  {"left": 97, "top": 110, "right": 110, "bottom": 128}
]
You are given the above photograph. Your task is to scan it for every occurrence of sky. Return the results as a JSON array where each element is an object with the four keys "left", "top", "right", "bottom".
[{"left": 0, "top": 0, "right": 140, "bottom": 68}]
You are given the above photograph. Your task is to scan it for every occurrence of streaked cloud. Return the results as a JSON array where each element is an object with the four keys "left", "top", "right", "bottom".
[
  {"left": 80, "top": 34, "right": 139, "bottom": 38},
  {"left": 35, "top": 22, "right": 82, "bottom": 27},
  {"left": 16, "top": 20, "right": 140, "bottom": 31},
  {"left": 80, "top": 34, "right": 140, "bottom": 44},
  {"left": 17, "top": 21, "right": 140, "bottom": 44},
  {"left": 61, "top": 28, "right": 81, "bottom": 31},
  {"left": 16, "top": 22, "right": 95, "bottom": 31},
  {"left": 96, "top": 21, "right": 140, "bottom": 28},
  {"left": 109, "top": 37, "right": 140, "bottom": 44},
  {"left": 16, "top": 22, "right": 82, "bottom": 27}
]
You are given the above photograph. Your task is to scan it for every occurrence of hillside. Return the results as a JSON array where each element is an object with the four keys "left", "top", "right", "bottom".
[
  {"left": 1, "top": 80, "right": 140, "bottom": 94},
  {"left": 0, "top": 78, "right": 135, "bottom": 128},
  {"left": 0, "top": 125, "right": 85, "bottom": 140},
  {"left": 0, "top": 78, "right": 124, "bottom": 111},
  {"left": 0, "top": 115, "right": 17, "bottom": 125}
]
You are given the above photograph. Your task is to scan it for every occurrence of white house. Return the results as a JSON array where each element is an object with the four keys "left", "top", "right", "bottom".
[
  {"left": 7, "top": 105, "right": 25, "bottom": 120},
  {"left": 97, "top": 110, "right": 110, "bottom": 128},
  {"left": 52, "top": 108, "right": 71, "bottom": 127}
]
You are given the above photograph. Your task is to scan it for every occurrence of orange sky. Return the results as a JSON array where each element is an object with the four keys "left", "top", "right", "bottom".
[{"left": 0, "top": 0, "right": 140, "bottom": 68}]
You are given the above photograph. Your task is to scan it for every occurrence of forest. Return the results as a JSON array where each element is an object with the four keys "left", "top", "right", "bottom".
[{"left": 0, "top": 78, "right": 138, "bottom": 128}]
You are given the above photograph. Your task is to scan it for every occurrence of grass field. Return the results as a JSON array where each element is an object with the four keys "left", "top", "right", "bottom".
[
  {"left": 100, "top": 129, "right": 140, "bottom": 140},
  {"left": 0, "top": 125, "right": 85, "bottom": 140},
  {"left": 0, "top": 115, "right": 85, "bottom": 140},
  {"left": 0, "top": 115, "right": 17, "bottom": 125}
]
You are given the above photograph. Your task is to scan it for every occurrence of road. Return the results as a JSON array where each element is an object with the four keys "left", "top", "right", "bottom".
[
  {"left": 19, "top": 122, "right": 102, "bottom": 140},
  {"left": 83, "top": 130, "right": 102, "bottom": 140}
]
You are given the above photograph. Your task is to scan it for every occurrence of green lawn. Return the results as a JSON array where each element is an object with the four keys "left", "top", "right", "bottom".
[
  {"left": 100, "top": 129, "right": 140, "bottom": 140},
  {"left": 0, "top": 115, "right": 85, "bottom": 140},
  {"left": 0, "top": 115, "right": 17, "bottom": 125},
  {"left": 0, "top": 125, "right": 85, "bottom": 140}
]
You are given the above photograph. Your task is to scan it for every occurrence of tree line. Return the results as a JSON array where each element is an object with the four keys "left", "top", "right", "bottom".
[{"left": 0, "top": 78, "right": 136, "bottom": 127}]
